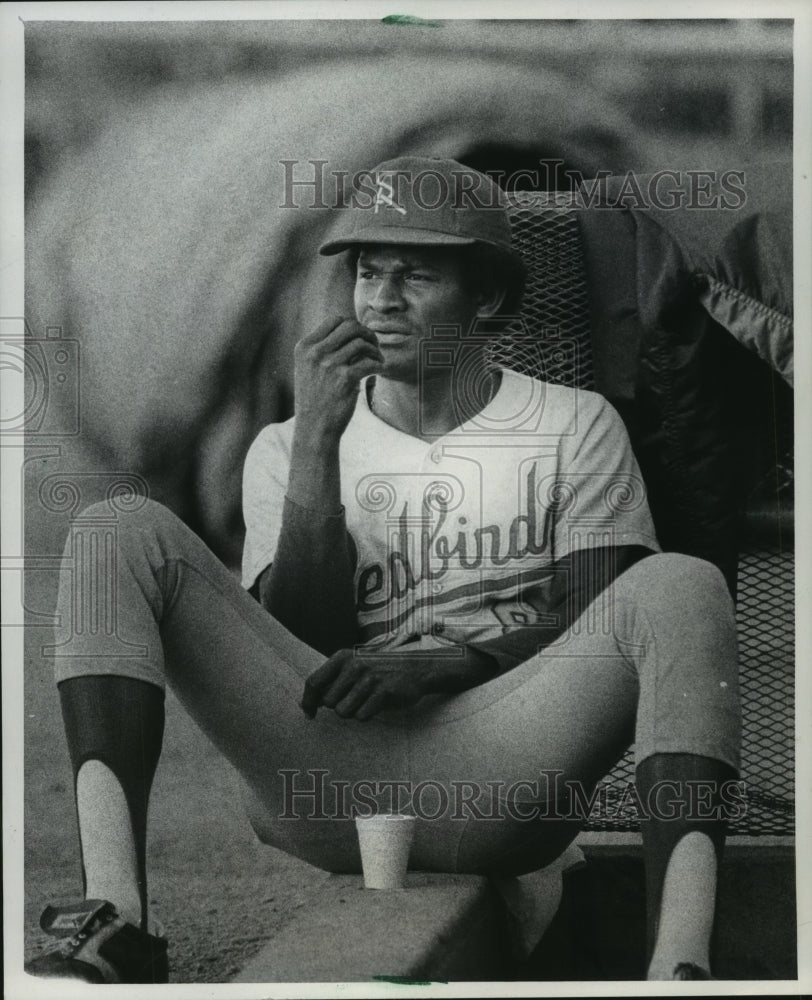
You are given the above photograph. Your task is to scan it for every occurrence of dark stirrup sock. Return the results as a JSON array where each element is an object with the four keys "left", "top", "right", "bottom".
[
  {"left": 59, "top": 676, "right": 166, "bottom": 931},
  {"left": 636, "top": 752, "right": 741, "bottom": 963}
]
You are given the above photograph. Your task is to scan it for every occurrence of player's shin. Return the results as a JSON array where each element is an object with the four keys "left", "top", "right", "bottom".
[
  {"left": 59, "top": 675, "right": 165, "bottom": 930},
  {"left": 636, "top": 752, "right": 737, "bottom": 980}
]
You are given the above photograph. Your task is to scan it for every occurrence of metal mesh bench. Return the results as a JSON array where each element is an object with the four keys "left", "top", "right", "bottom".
[{"left": 496, "top": 191, "right": 794, "bottom": 836}]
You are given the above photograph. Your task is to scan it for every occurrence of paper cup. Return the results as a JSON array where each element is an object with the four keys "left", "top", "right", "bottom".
[{"left": 355, "top": 814, "right": 417, "bottom": 890}]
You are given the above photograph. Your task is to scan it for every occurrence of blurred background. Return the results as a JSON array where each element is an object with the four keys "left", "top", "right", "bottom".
[
  {"left": 21, "top": 18, "right": 794, "bottom": 983},
  {"left": 24, "top": 18, "right": 792, "bottom": 565},
  {"left": 26, "top": 19, "right": 792, "bottom": 201}
]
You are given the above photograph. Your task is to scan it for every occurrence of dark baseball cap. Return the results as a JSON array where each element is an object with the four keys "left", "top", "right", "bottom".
[{"left": 318, "top": 155, "right": 521, "bottom": 263}]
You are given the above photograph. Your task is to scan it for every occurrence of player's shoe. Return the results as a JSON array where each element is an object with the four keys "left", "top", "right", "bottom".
[
  {"left": 24, "top": 898, "right": 168, "bottom": 984},
  {"left": 672, "top": 962, "right": 712, "bottom": 980}
]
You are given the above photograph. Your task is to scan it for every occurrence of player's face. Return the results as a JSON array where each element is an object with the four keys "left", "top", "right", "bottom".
[{"left": 353, "top": 245, "right": 483, "bottom": 382}]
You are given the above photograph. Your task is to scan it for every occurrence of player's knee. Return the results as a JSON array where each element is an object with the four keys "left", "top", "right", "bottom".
[
  {"left": 69, "top": 498, "right": 183, "bottom": 556},
  {"left": 75, "top": 497, "right": 177, "bottom": 530},
  {"left": 623, "top": 551, "right": 731, "bottom": 612}
]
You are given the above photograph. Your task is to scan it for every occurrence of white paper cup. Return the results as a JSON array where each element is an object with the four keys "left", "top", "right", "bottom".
[{"left": 355, "top": 814, "right": 417, "bottom": 890}]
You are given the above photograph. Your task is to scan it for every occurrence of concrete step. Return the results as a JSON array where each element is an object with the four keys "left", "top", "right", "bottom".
[
  {"left": 232, "top": 872, "right": 508, "bottom": 983},
  {"left": 232, "top": 836, "right": 796, "bottom": 983}
]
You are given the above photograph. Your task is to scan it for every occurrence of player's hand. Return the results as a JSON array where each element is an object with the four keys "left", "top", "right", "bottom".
[
  {"left": 300, "top": 646, "right": 496, "bottom": 721},
  {"left": 293, "top": 316, "right": 383, "bottom": 442},
  {"left": 300, "top": 649, "right": 440, "bottom": 721}
]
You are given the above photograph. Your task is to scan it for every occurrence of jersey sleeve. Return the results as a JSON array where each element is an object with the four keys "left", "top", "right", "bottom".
[
  {"left": 549, "top": 393, "right": 661, "bottom": 559},
  {"left": 241, "top": 422, "right": 292, "bottom": 591}
]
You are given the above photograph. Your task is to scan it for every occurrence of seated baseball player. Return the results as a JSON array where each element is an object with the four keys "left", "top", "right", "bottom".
[{"left": 26, "top": 156, "right": 741, "bottom": 984}]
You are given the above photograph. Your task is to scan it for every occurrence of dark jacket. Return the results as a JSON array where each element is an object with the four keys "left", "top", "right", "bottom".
[{"left": 577, "top": 162, "right": 793, "bottom": 596}]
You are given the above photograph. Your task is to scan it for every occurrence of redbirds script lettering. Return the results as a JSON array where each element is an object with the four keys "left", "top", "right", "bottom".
[{"left": 357, "top": 462, "right": 554, "bottom": 612}]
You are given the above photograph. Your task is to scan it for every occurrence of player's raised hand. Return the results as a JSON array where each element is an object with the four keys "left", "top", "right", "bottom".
[{"left": 293, "top": 316, "right": 383, "bottom": 442}]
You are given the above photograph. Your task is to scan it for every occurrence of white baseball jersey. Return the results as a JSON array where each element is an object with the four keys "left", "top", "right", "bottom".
[{"left": 242, "top": 369, "right": 660, "bottom": 652}]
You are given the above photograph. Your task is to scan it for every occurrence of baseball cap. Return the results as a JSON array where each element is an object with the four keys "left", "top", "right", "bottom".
[{"left": 318, "top": 155, "right": 521, "bottom": 264}]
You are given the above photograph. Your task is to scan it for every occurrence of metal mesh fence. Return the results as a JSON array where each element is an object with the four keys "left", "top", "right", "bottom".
[
  {"left": 503, "top": 191, "right": 795, "bottom": 835},
  {"left": 733, "top": 544, "right": 795, "bottom": 834},
  {"left": 489, "top": 191, "right": 595, "bottom": 389}
]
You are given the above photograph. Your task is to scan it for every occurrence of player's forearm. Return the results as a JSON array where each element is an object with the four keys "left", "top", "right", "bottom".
[
  {"left": 417, "top": 645, "right": 500, "bottom": 695},
  {"left": 260, "top": 432, "right": 358, "bottom": 655},
  {"left": 467, "top": 545, "right": 654, "bottom": 677},
  {"left": 285, "top": 422, "right": 344, "bottom": 513},
  {"left": 465, "top": 624, "right": 567, "bottom": 677}
]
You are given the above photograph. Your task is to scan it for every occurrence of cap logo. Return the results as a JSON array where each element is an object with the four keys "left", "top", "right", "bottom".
[{"left": 373, "top": 173, "right": 407, "bottom": 216}]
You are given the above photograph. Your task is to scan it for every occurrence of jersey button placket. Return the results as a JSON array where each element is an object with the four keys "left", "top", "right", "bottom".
[{"left": 423, "top": 445, "right": 444, "bottom": 635}]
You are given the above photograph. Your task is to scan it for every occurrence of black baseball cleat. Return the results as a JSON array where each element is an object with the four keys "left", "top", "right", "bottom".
[{"left": 25, "top": 899, "right": 168, "bottom": 984}]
